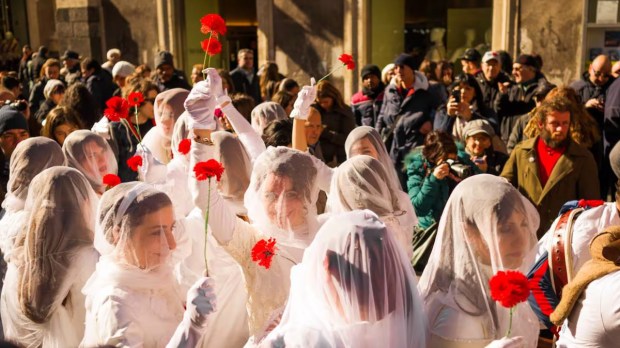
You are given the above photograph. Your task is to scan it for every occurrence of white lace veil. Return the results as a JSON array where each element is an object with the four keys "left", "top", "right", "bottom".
[
  {"left": 418, "top": 174, "right": 540, "bottom": 342},
  {"left": 2, "top": 137, "right": 65, "bottom": 212},
  {"left": 170, "top": 112, "right": 191, "bottom": 159},
  {"left": 212, "top": 131, "right": 251, "bottom": 209},
  {"left": 153, "top": 88, "right": 189, "bottom": 140},
  {"left": 264, "top": 210, "right": 427, "bottom": 348},
  {"left": 244, "top": 146, "right": 319, "bottom": 248},
  {"left": 62, "top": 130, "right": 118, "bottom": 194},
  {"left": 12, "top": 167, "right": 97, "bottom": 324},
  {"left": 250, "top": 102, "right": 287, "bottom": 136}
]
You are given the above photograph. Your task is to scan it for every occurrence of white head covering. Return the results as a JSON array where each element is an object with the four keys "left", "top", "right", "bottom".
[
  {"left": 264, "top": 210, "right": 427, "bottom": 348},
  {"left": 212, "top": 131, "right": 251, "bottom": 214},
  {"left": 111, "top": 61, "right": 135, "bottom": 78},
  {"left": 43, "top": 79, "right": 64, "bottom": 99},
  {"left": 250, "top": 102, "right": 287, "bottom": 136},
  {"left": 170, "top": 112, "right": 191, "bottom": 159},
  {"left": 62, "top": 130, "right": 118, "bottom": 195},
  {"left": 12, "top": 167, "right": 97, "bottom": 325},
  {"left": 2, "top": 137, "right": 65, "bottom": 212},
  {"left": 244, "top": 146, "right": 319, "bottom": 249},
  {"left": 418, "top": 174, "right": 540, "bottom": 343},
  {"left": 153, "top": 88, "right": 189, "bottom": 140}
]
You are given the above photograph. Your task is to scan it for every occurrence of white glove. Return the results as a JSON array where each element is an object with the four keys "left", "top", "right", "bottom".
[
  {"left": 290, "top": 77, "right": 317, "bottom": 120},
  {"left": 184, "top": 277, "right": 217, "bottom": 328},
  {"left": 184, "top": 68, "right": 223, "bottom": 130},
  {"left": 485, "top": 336, "right": 525, "bottom": 348},
  {"left": 91, "top": 116, "right": 111, "bottom": 140}
]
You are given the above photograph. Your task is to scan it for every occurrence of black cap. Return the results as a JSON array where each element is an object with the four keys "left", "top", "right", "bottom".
[
  {"left": 394, "top": 53, "right": 419, "bottom": 71},
  {"left": 155, "top": 51, "right": 174, "bottom": 69},
  {"left": 460, "top": 48, "right": 482, "bottom": 63},
  {"left": 515, "top": 54, "right": 537, "bottom": 68},
  {"left": 0, "top": 106, "right": 28, "bottom": 134},
  {"left": 360, "top": 64, "right": 381, "bottom": 79},
  {"left": 61, "top": 50, "right": 80, "bottom": 60}
]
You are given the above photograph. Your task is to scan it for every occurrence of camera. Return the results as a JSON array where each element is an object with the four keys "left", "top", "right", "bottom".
[
  {"left": 451, "top": 89, "right": 461, "bottom": 103},
  {"left": 445, "top": 159, "right": 472, "bottom": 179},
  {"left": 4, "top": 99, "right": 28, "bottom": 112}
]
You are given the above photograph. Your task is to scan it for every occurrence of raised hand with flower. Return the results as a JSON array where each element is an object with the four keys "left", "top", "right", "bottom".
[{"left": 199, "top": 13, "right": 226, "bottom": 77}]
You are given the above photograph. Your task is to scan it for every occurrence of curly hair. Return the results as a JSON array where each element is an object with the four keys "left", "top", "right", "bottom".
[{"left": 60, "top": 82, "right": 101, "bottom": 129}]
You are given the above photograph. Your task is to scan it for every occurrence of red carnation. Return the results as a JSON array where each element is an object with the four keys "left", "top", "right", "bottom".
[
  {"left": 194, "top": 159, "right": 225, "bottom": 182},
  {"left": 489, "top": 270, "right": 530, "bottom": 308},
  {"left": 214, "top": 107, "right": 223, "bottom": 118},
  {"left": 178, "top": 138, "right": 191, "bottom": 155},
  {"left": 104, "top": 96, "right": 129, "bottom": 122},
  {"left": 127, "top": 91, "right": 144, "bottom": 107},
  {"left": 201, "top": 37, "right": 222, "bottom": 56},
  {"left": 251, "top": 238, "right": 277, "bottom": 269},
  {"left": 102, "top": 174, "right": 121, "bottom": 188},
  {"left": 338, "top": 53, "right": 355, "bottom": 70},
  {"left": 126, "top": 155, "right": 143, "bottom": 172},
  {"left": 200, "top": 14, "right": 227, "bottom": 37}
]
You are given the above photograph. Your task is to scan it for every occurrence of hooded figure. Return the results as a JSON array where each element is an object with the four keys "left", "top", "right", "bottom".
[
  {"left": 419, "top": 174, "right": 540, "bottom": 347},
  {"left": 1, "top": 167, "right": 99, "bottom": 348},
  {"left": 261, "top": 210, "right": 427, "bottom": 347},
  {"left": 0, "top": 137, "right": 65, "bottom": 260},
  {"left": 191, "top": 143, "right": 320, "bottom": 343},
  {"left": 82, "top": 182, "right": 216, "bottom": 347},
  {"left": 63, "top": 130, "right": 118, "bottom": 195},
  {"left": 250, "top": 102, "right": 287, "bottom": 136}
]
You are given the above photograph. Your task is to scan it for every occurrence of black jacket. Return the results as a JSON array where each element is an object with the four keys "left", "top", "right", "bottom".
[
  {"left": 475, "top": 70, "right": 511, "bottom": 123},
  {"left": 570, "top": 72, "right": 615, "bottom": 127},
  {"left": 495, "top": 77, "right": 543, "bottom": 144},
  {"left": 351, "top": 86, "right": 384, "bottom": 127},
  {"left": 230, "top": 67, "right": 261, "bottom": 105},
  {"left": 84, "top": 70, "right": 117, "bottom": 113},
  {"left": 108, "top": 120, "right": 155, "bottom": 182},
  {"left": 153, "top": 71, "right": 191, "bottom": 92},
  {"left": 34, "top": 99, "right": 56, "bottom": 124}
]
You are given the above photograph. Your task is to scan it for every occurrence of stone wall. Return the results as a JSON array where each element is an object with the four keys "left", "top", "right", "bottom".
[{"left": 56, "top": 5, "right": 102, "bottom": 59}]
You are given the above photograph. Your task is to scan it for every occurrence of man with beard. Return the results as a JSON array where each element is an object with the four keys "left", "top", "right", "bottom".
[
  {"left": 501, "top": 97, "right": 600, "bottom": 238},
  {"left": 351, "top": 64, "right": 385, "bottom": 127}
]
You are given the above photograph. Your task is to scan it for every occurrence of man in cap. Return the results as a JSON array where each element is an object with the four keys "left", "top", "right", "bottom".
[
  {"left": 60, "top": 50, "right": 82, "bottom": 86},
  {"left": 501, "top": 96, "right": 599, "bottom": 238},
  {"left": 101, "top": 48, "right": 121, "bottom": 74},
  {"left": 475, "top": 51, "right": 511, "bottom": 122},
  {"left": 463, "top": 119, "right": 509, "bottom": 175},
  {"left": 460, "top": 48, "right": 482, "bottom": 75},
  {"left": 152, "top": 50, "right": 190, "bottom": 92},
  {"left": 351, "top": 64, "right": 385, "bottom": 127},
  {"left": 376, "top": 53, "right": 437, "bottom": 189},
  {"left": 230, "top": 49, "right": 261, "bottom": 104},
  {"left": 496, "top": 54, "right": 545, "bottom": 145},
  {"left": 0, "top": 106, "right": 29, "bottom": 202}
]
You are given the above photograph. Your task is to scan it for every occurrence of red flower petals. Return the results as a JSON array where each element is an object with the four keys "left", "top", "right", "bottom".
[
  {"left": 126, "top": 155, "right": 143, "bottom": 172},
  {"left": 104, "top": 96, "right": 129, "bottom": 122},
  {"left": 251, "top": 238, "right": 277, "bottom": 269},
  {"left": 214, "top": 107, "right": 223, "bottom": 118},
  {"left": 194, "top": 159, "right": 224, "bottom": 182},
  {"left": 178, "top": 138, "right": 191, "bottom": 155},
  {"left": 489, "top": 270, "right": 530, "bottom": 308},
  {"left": 338, "top": 53, "right": 355, "bottom": 70},
  {"left": 200, "top": 14, "right": 227, "bottom": 37},
  {"left": 201, "top": 37, "right": 222, "bottom": 56},
  {"left": 127, "top": 91, "right": 144, "bottom": 107},
  {"left": 102, "top": 174, "right": 121, "bottom": 187}
]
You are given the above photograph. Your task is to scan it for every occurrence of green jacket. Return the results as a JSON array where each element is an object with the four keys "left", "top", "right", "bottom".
[
  {"left": 501, "top": 137, "right": 600, "bottom": 238},
  {"left": 405, "top": 145, "right": 479, "bottom": 229}
]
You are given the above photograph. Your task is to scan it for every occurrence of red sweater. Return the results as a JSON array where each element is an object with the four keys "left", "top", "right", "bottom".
[{"left": 536, "top": 137, "right": 566, "bottom": 187}]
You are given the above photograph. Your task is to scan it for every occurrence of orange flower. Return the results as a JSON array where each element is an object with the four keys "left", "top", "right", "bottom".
[
  {"left": 126, "top": 155, "right": 143, "bottom": 172},
  {"left": 127, "top": 91, "right": 144, "bottom": 107},
  {"left": 193, "top": 159, "right": 224, "bottom": 181},
  {"left": 102, "top": 174, "right": 121, "bottom": 187},
  {"left": 200, "top": 14, "right": 227, "bottom": 37},
  {"left": 201, "top": 37, "right": 222, "bottom": 56},
  {"left": 178, "top": 138, "right": 191, "bottom": 155},
  {"left": 338, "top": 54, "right": 355, "bottom": 70}
]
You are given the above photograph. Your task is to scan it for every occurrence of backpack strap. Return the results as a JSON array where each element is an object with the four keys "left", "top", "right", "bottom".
[{"left": 548, "top": 208, "right": 584, "bottom": 297}]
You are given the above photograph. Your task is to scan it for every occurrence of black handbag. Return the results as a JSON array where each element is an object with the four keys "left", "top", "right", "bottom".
[{"left": 411, "top": 222, "right": 438, "bottom": 274}]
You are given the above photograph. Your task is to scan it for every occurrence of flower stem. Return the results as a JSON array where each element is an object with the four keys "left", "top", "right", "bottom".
[
  {"left": 203, "top": 179, "right": 212, "bottom": 276},
  {"left": 506, "top": 306, "right": 514, "bottom": 337},
  {"left": 134, "top": 107, "right": 146, "bottom": 153},
  {"left": 278, "top": 254, "right": 297, "bottom": 266},
  {"left": 203, "top": 35, "right": 213, "bottom": 79},
  {"left": 202, "top": 51, "right": 208, "bottom": 80},
  {"left": 317, "top": 63, "right": 345, "bottom": 83}
]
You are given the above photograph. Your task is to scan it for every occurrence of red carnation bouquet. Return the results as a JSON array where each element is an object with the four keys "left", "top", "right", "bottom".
[
  {"left": 318, "top": 53, "right": 356, "bottom": 82},
  {"left": 193, "top": 159, "right": 225, "bottom": 275},
  {"left": 199, "top": 13, "right": 227, "bottom": 78},
  {"left": 251, "top": 238, "right": 296, "bottom": 270},
  {"left": 102, "top": 173, "right": 121, "bottom": 189},
  {"left": 489, "top": 270, "right": 530, "bottom": 337}
]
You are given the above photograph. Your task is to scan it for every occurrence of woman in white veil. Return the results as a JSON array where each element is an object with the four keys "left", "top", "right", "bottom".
[
  {"left": 63, "top": 130, "right": 118, "bottom": 195},
  {"left": 1, "top": 167, "right": 99, "bottom": 347},
  {"left": 251, "top": 102, "right": 287, "bottom": 136},
  {"left": 326, "top": 155, "right": 412, "bottom": 257},
  {"left": 261, "top": 210, "right": 427, "bottom": 348},
  {"left": 419, "top": 174, "right": 540, "bottom": 347}
]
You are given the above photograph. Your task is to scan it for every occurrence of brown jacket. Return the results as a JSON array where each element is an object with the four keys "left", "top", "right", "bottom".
[{"left": 501, "top": 136, "right": 600, "bottom": 238}]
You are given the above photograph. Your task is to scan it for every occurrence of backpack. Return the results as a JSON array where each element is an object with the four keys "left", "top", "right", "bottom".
[{"left": 527, "top": 199, "right": 604, "bottom": 338}]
